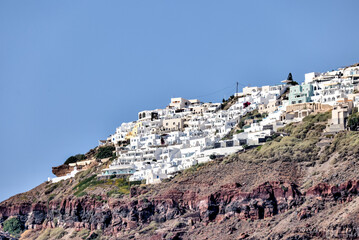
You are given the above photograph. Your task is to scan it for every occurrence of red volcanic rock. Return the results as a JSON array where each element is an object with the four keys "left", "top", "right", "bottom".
[
  {"left": 306, "top": 180, "right": 359, "bottom": 202},
  {"left": 0, "top": 202, "right": 32, "bottom": 218},
  {"left": 130, "top": 186, "right": 149, "bottom": 198},
  {"left": 1, "top": 180, "right": 359, "bottom": 237},
  {"left": 297, "top": 208, "right": 312, "bottom": 220},
  {"left": 0, "top": 181, "right": 303, "bottom": 234}
]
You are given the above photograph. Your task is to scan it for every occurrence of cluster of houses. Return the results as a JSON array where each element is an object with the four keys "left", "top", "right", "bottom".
[{"left": 49, "top": 64, "right": 359, "bottom": 184}]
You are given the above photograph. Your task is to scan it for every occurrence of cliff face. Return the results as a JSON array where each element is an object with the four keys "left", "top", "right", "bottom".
[
  {"left": 52, "top": 164, "right": 74, "bottom": 177},
  {"left": 1, "top": 180, "right": 359, "bottom": 239},
  {"left": 2, "top": 114, "right": 359, "bottom": 239},
  {"left": 1, "top": 181, "right": 300, "bottom": 230}
]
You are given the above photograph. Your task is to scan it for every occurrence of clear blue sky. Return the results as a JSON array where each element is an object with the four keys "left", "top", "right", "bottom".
[{"left": 0, "top": 1, "right": 358, "bottom": 201}]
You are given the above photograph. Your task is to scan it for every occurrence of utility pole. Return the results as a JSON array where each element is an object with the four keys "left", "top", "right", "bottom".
[{"left": 236, "top": 82, "right": 238, "bottom": 95}]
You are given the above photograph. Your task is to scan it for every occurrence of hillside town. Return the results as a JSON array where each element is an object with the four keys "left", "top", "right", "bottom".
[{"left": 49, "top": 64, "right": 359, "bottom": 184}]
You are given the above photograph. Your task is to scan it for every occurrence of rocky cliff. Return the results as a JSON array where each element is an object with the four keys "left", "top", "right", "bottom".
[
  {"left": 2, "top": 112, "right": 359, "bottom": 239},
  {"left": 1, "top": 180, "right": 359, "bottom": 239},
  {"left": 0, "top": 181, "right": 302, "bottom": 231}
]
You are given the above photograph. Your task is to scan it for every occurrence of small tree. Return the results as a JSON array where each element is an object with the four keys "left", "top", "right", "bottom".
[
  {"left": 3, "top": 217, "right": 24, "bottom": 236},
  {"left": 348, "top": 113, "right": 359, "bottom": 131},
  {"left": 95, "top": 146, "right": 115, "bottom": 159},
  {"left": 64, "top": 156, "right": 78, "bottom": 165}
]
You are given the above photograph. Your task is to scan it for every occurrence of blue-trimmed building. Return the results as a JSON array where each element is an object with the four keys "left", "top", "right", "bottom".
[{"left": 101, "top": 164, "right": 135, "bottom": 176}]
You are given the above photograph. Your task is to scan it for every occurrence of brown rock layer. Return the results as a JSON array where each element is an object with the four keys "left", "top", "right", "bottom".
[
  {"left": 1, "top": 180, "right": 357, "bottom": 236},
  {"left": 51, "top": 164, "right": 74, "bottom": 177}
]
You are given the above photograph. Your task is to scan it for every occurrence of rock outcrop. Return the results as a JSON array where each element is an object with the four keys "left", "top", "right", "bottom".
[
  {"left": 306, "top": 180, "right": 359, "bottom": 202},
  {"left": 52, "top": 164, "right": 74, "bottom": 177},
  {"left": 2, "top": 180, "right": 358, "bottom": 238}
]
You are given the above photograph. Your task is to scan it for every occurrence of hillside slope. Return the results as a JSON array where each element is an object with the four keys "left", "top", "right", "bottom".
[{"left": 2, "top": 112, "right": 359, "bottom": 239}]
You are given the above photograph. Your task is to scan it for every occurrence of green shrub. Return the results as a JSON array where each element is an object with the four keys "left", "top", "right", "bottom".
[
  {"left": 183, "top": 163, "right": 207, "bottom": 175},
  {"left": 73, "top": 175, "right": 104, "bottom": 197},
  {"left": 353, "top": 107, "right": 358, "bottom": 114},
  {"left": 106, "top": 178, "right": 142, "bottom": 197},
  {"left": 236, "top": 129, "right": 244, "bottom": 134},
  {"left": 348, "top": 112, "right": 359, "bottom": 131},
  {"left": 242, "top": 112, "right": 330, "bottom": 163},
  {"left": 3, "top": 217, "right": 24, "bottom": 236},
  {"left": 237, "top": 109, "right": 265, "bottom": 129},
  {"left": 95, "top": 146, "right": 115, "bottom": 159},
  {"left": 109, "top": 155, "right": 117, "bottom": 161},
  {"left": 325, "top": 131, "right": 359, "bottom": 159},
  {"left": 64, "top": 154, "right": 86, "bottom": 165},
  {"left": 45, "top": 182, "right": 61, "bottom": 195}
]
